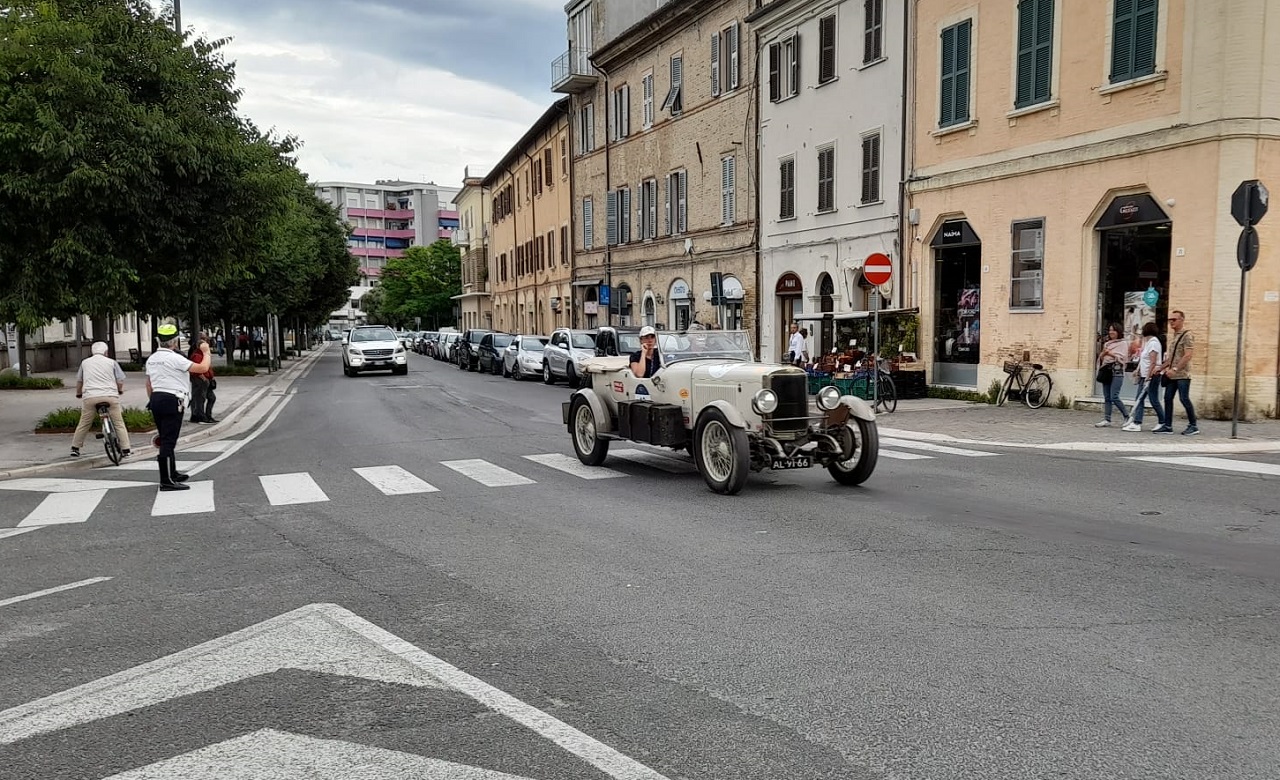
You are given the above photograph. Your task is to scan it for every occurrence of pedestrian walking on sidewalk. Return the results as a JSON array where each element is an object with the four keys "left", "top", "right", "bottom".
[
  {"left": 1094, "top": 323, "right": 1129, "bottom": 427},
  {"left": 1153, "top": 310, "right": 1198, "bottom": 435},
  {"left": 188, "top": 333, "right": 211, "bottom": 424},
  {"left": 145, "top": 324, "right": 212, "bottom": 491},
  {"left": 70, "top": 342, "right": 131, "bottom": 459},
  {"left": 1123, "top": 321, "right": 1165, "bottom": 432}
]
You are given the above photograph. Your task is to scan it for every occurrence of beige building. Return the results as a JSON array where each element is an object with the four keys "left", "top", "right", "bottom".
[
  {"left": 452, "top": 168, "right": 491, "bottom": 331},
  {"left": 906, "top": 0, "right": 1280, "bottom": 417},
  {"left": 482, "top": 99, "right": 574, "bottom": 336},
  {"left": 555, "top": 0, "right": 758, "bottom": 334}
]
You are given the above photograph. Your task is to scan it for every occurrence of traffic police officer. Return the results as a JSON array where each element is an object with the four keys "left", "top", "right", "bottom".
[{"left": 145, "top": 324, "right": 212, "bottom": 490}]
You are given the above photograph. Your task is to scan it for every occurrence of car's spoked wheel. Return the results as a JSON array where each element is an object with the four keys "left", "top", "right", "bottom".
[
  {"left": 693, "top": 409, "right": 749, "bottom": 495},
  {"left": 570, "top": 396, "right": 609, "bottom": 466},
  {"left": 828, "top": 418, "right": 879, "bottom": 486}
]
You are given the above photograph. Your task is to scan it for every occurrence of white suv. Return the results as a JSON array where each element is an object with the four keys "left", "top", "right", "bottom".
[
  {"left": 343, "top": 326, "right": 408, "bottom": 376},
  {"left": 542, "top": 328, "right": 597, "bottom": 387}
]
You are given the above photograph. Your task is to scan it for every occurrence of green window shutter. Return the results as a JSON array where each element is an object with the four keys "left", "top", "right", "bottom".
[
  {"left": 940, "top": 25, "right": 956, "bottom": 125},
  {"left": 1111, "top": 0, "right": 1135, "bottom": 82},
  {"left": 1016, "top": 0, "right": 1054, "bottom": 108},
  {"left": 1132, "top": 0, "right": 1158, "bottom": 77},
  {"left": 953, "top": 20, "right": 971, "bottom": 124}
]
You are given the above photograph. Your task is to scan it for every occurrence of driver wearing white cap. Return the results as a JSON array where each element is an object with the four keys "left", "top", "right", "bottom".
[{"left": 629, "top": 326, "right": 662, "bottom": 378}]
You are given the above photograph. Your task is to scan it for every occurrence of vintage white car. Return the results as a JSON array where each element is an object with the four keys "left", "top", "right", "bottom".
[{"left": 562, "top": 330, "right": 879, "bottom": 494}]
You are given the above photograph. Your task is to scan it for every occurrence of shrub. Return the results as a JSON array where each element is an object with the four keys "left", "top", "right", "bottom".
[
  {"left": 0, "top": 374, "right": 63, "bottom": 389},
  {"left": 986, "top": 379, "right": 1003, "bottom": 405},
  {"left": 119, "top": 362, "right": 146, "bottom": 372},
  {"left": 1054, "top": 393, "right": 1072, "bottom": 409},
  {"left": 37, "top": 406, "right": 154, "bottom": 431},
  {"left": 927, "top": 385, "right": 991, "bottom": 404},
  {"left": 220, "top": 364, "right": 260, "bottom": 376}
]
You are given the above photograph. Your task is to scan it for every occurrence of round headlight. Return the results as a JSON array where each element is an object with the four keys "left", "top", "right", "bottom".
[
  {"left": 817, "top": 385, "right": 841, "bottom": 410},
  {"left": 752, "top": 388, "right": 779, "bottom": 415}
]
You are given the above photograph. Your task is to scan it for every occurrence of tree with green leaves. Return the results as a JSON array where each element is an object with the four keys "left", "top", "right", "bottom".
[
  {"left": 379, "top": 241, "right": 461, "bottom": 330},
  {"left": 0, "top": 0, "right": 296, "bottom": 338}
]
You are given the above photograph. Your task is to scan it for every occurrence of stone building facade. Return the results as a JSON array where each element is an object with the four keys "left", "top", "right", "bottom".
[
  {"left": 482, "top": 99, "right": 574, "bottom": 336},
  {"left": 906, "top": 0, "right": 1280, "bottom": 416},
  {"left": 558, "top": 0, "right": 758, "bottom": 336}
]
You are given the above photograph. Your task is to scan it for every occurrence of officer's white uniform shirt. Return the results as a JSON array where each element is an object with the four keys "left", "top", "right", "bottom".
[{"left": 146, "top": 348, "right": 193, "bottom": 400}]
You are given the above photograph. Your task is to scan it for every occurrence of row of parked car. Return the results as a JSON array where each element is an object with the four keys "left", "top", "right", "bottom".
[{"left": 400, "top": 327, "right": 643, "bottom": 386}]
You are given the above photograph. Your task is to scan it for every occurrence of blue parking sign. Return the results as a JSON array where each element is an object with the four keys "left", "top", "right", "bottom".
[{"left": 598, "top": 284, "right": 611, "bottom": 306}]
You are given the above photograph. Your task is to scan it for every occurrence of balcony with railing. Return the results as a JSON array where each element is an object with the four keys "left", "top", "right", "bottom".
[{"left": 551, "top": 46, "right": 597, "bottom": 93}]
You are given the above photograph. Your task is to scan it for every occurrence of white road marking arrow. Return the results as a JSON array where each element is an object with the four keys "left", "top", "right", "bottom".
[
  {"left": 0, "top": 603, "right": 672, "bottom": 780},
  {"left": 104, "top": 728, "right": 539, "bottom": 780}
]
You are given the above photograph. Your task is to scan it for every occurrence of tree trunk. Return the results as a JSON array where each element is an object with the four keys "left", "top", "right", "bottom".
[{"left": 17, "top": 329, "right": 28, "bottom": 377}]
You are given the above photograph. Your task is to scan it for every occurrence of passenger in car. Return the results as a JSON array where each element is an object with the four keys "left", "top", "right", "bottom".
[{"left": 629, "top": 325, "right": 663, "bottom": 378}]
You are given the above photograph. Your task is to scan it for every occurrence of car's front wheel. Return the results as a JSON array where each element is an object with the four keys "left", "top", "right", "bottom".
[
  {"left": 570, "top": 396, "right": 609, "bottom": 466},
  {"left": 693, "top": 408, "right": 749, "bottom": 495},
  {"left": 393, "top": 365, "right": 408, "bottom": 376},
  {"left": 566, "top": 363, "right": 580, "bottom": 389},
  {"left": 827, "top": 417, "right": 879, "bottom": 486},
  {"left": 543, "top": 361, "right": 555, "bottom": 385}
]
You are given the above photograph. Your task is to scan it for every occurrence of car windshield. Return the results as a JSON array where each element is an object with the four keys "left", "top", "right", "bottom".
[
  {"left": 570, "top": 333, "right": 597, "bottom": 349},
  {"left": 352, "top": 328, "right": 397, "bottom": 342},
  {"left": 492, "top": 334, "right": 513, "bottom": 348},
  {"left": 521, "top": 338, "right": 548, "bottom": 351},
  {"left": 657, "top": 330, "right": 754, "bottom": 365},
  {"left": 616, "top": 333, "right": 642, "bottom": 354}
]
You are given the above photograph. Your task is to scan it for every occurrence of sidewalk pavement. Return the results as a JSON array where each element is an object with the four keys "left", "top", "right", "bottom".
[
  {"left": 879, "top": 398, "right": 1280, "bottom": 454},
  {"left": 0, "top": 347, "right": 329, "bottom": 478}
]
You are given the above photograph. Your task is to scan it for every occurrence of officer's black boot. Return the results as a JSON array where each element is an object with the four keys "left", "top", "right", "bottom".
[
  {"left": 169, "top": 455, "right": 190, "bottom": 483},
  {"left": 159, "top": 455, "right": 189, "bottom": 491}
]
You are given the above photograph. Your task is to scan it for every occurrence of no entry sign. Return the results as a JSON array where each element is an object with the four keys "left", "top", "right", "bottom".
[{"left": 863, "top": 253, "right": 893, "bottom": 287}]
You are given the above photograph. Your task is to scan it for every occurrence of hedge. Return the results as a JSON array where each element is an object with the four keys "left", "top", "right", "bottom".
[
  {"left": 37, "top": 406, "right": 155, "bottom": 432},
  {"left": 0, "top": 374, "right": 64, "bottom": 389}
]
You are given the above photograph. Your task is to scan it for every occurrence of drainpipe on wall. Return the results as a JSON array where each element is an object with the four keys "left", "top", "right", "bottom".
[
  {"left": 591, "top": 59, "right": 614, "bottom": 328},
  {"left": 522, "top": 148, "right": 539, "bottom": 335},
  {"left": 898, "top": 0, "right": 915, "bottom": 311}
]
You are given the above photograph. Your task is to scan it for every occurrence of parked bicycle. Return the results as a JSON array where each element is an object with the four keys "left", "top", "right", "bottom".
[
  {"left": 997, "top": 360, "right": 1054, "bottom": 409},
  {"left": 849, "top": 361, "right": 897, "bottom": 414},
  {"left": 95, "top": 402, "right": 124, "bottom": 465}
]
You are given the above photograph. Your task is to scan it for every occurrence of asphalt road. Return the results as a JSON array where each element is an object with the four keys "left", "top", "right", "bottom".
[{"left": 1, "top": 346, "right": 1277, "bottom": 779}]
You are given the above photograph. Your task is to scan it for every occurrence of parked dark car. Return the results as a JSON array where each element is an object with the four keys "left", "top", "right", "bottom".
[
  {"left": 476, "top": 333, "right": 514, "bottom": 375},
  {"left": 457, "top": 328, "right": 492, "bottom": 371}
]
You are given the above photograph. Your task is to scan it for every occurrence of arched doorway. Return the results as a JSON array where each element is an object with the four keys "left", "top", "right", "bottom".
[
  {"left": 817, "top": 273, "right": 835, "bottom": 356},
  {"left": 1095, "top": 193, "right": 1171, "bottom": 397},
  {"left": 775, "top": 272, "right": 803, "bottom": 362},
  {"left": 584, "top": 286, "right": 599, "bottom": 329},
  {"left": 930, "top": 218, "right": 982, "bottom": 387},
  {"left": 643, "top": 293, "right": 656, "bottom": 326},
  {"left": 669, "top": 279, "right": 692, "bottom": 330},
  {"left": 721, "top": 276, "right": 744, "bottom": 330},
  {"left": 614, "top": 283, "right": 633, "bottom": 326}
]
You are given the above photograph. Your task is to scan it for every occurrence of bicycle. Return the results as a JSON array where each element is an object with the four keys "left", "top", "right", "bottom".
[
  {"left": 997, "top": 360, "right": 1054, "bottom": 409},
  {"left": 848, "top": 359, "right": 897, "bottom": 414},
  {"left": 94, "top": 402, "right": 124, "bottom": 465}
]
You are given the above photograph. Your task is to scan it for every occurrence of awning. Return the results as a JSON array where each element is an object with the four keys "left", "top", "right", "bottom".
[
  {"left": 1095, "top": 193, "right": 1170, "bottom": 229},
  {"left": 930, "top": 220, "right": 981, "bottom": 248},
  {"left": 571, "top": 279, "right": 604, "bottom": 287},
  {"left": 793, "top": 307, "right": 919, "bottom": 322}
]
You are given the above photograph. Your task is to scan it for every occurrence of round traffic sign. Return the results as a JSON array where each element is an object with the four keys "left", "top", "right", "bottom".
[{"left": 863, "top": 253, "right": 893, "bottom": 286}]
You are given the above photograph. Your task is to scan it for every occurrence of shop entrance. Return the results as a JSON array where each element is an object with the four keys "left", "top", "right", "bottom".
[
  {"left": 1095, "top": 194, "right": 1172, "bottom": 397},
  {"left": 931, "top": 220, "right": 982, "bottom": 387},
  {"left": 775, "top": 272, "right": 803, "bottom": 362},
  {"left": 818, "top": 274, "right": 835, "bottom": 356}
]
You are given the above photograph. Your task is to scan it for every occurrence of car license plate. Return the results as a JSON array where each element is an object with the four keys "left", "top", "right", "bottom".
[{"left": 770, "top": 456, "right": 812, "bottom": 470}]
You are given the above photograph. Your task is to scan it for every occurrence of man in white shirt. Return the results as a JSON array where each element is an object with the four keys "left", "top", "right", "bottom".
[
  {"left": 71, "top": 342, "right": 130, "bottom": 458},
  {"left": 788, "top": 322, "right": 806, "bottom": 366}
]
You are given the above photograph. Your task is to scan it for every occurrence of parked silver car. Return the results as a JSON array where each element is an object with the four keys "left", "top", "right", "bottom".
[
  {"left": 502, "top": 335, "right": 549, "bottom": 380},
  {"left": 542, "top": 328, "right": 597, "bottom": 387}
]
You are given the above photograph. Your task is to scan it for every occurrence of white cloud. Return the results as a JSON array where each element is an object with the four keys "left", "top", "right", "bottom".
[{"left": 183, "top": 8, "right": 557, "bottom": 185}]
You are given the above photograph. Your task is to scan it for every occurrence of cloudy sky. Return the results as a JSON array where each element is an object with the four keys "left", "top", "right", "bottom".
[{"left": 179, "top": 0, "right": 567, "bottom": 187}]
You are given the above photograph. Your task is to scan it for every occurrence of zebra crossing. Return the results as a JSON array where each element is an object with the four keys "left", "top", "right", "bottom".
[{"left": 0, "top": 438, "right": 1004, "bottom": 531}]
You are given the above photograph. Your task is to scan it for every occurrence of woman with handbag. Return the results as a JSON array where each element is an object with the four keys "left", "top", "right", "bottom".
[
  {"left": 1123, "top": 321, "right": 1164, "bottom": 431},
  {"left": 1094, "top": 323, "right": 1130, "bottom": 427}
]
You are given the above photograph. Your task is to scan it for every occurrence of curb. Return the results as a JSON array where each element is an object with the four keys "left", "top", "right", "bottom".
[
  {"left": 0, "top": 346, "right": 329, "bottom": 480},
  {"left": 877, "top": 426, "right": 1280, "bottom": 455}
]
